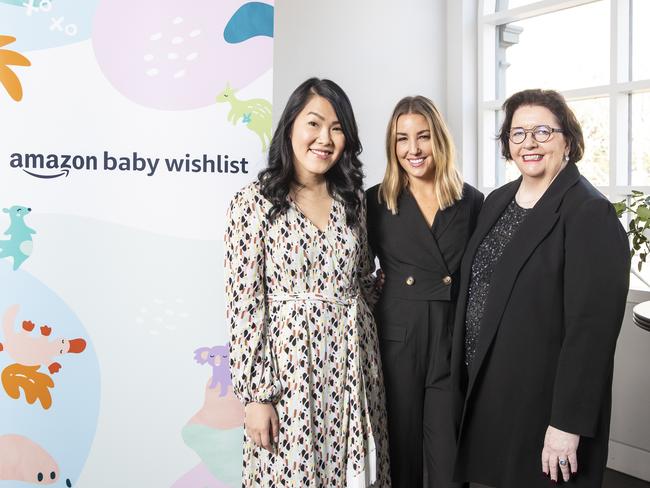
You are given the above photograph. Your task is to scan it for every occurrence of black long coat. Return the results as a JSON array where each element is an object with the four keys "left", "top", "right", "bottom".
[{"left": 451, "top": 164, "right": 630, "bottom": 487}]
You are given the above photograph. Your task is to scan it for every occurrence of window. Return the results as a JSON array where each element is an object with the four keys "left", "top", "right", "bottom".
[{"left": 478, "top": 0, "right": 650, "bottom": 290}]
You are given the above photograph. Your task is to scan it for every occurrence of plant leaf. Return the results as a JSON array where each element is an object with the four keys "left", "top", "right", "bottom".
[
  {"left": 637, "top": 206, "right": 650, "bottom": 221},
  {"left": 613, "top": 201, "right": 627, "bottom": 217}
]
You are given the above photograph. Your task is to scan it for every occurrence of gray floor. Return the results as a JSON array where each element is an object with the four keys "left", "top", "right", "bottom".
[
  {"left": 469, "top": 469, "right": 650, "bottom": 487},
  {"left": 604, "top": 469, "right": 650, "bottom": 488}
]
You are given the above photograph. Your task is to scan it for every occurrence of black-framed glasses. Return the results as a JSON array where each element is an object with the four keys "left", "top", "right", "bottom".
[{"left": 508, "top": 125, "right": 563, "bottom": 144}]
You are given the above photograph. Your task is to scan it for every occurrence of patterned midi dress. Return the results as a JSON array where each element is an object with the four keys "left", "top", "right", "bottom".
[{"left": 225, "top": 182, "right": 390, "bottom": 487}]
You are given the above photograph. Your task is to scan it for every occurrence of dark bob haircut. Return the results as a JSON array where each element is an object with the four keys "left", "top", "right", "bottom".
[
  {"left": 258, "top": 77, "right": 364, "bottom": 227},
  {"left": 498, "top": 89, "right": 585, "bottom": 164}
]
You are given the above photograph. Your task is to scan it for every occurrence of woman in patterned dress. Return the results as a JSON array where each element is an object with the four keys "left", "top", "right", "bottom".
[{"left": 225, "top": 78, "right": 390, "bottom": 487}]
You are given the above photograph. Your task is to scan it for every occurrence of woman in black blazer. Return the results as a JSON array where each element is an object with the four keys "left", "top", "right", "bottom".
[
  {"left": 367, "top": 95, "right": 483, "bottom": 488},
  {"left": 451, "top": 89, "right": 630, "bottom": 487}
]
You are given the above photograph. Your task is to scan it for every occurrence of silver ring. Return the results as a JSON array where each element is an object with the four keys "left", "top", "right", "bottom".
[{"left": 559, "top": 459, "right": 568, "bottom": 466}]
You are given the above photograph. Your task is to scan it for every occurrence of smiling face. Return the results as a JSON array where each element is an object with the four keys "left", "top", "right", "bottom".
[
  {"left": 509, "top": 104, "right": 569, "bottom": 182},
  {"left": 395, "top": 113, "right": 435, "bottom": 183},
  {"left": 290, "top": 95, "right": 345, "bottom": 183}
]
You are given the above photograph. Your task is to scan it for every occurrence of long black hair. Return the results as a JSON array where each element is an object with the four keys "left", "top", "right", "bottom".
[{"left": 258, "top": 77, "right": 364, "bottom": 227}]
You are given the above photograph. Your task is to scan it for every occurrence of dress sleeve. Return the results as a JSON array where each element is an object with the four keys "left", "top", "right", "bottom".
[
  {"left": 358, "top": 194, "right": 380, "bottom": 309},
  {"left": 550, "top": 198, "right": 630, "bottom": 437},
  {"left": 225, "top": 187, "right": 281, "bottom": 405}
]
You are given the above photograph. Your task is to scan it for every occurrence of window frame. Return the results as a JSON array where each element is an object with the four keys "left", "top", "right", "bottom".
[
  {"left": 478, "top": 0, "right": 650, "bottom": 195},
  {"left": 477, "top": 0, "right": 650, "bottom": 290}
]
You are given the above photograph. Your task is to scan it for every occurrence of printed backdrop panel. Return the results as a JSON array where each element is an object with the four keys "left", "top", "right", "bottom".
[{"left": 0, "top": 1, "right": 273, "bottom": 486}]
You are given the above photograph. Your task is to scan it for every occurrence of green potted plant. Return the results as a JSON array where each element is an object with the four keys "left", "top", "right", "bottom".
[
  {"left": 614, "top": 191, "right": 650, "bottom": 282},
  {"left": 615, "top": 191, "right": 650, "bottom": 331}
]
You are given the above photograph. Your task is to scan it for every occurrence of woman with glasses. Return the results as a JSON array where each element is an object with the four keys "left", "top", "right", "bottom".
[
  {"left": 450, "top": 89, "right": 630, "bottom": 488},
  {"left": 366, "top": 95, "right": 483, "bottom": 487}
]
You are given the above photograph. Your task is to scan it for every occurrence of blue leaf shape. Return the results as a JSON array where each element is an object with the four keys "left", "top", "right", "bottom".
[{"left": 224, "top": 2, "right": 274, "bottom": 44}]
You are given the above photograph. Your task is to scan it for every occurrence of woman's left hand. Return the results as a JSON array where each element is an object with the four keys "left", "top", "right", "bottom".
[
  {"left": 373, "top": 268, "right": 385, "bottom": 292},
  {"left": 541, "top": 425, "right": 580, "bottom": 482}
]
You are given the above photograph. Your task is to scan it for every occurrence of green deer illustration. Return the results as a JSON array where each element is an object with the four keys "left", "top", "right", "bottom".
[{"left": 216, "top": 83, "right": 272, "bottom": 152}]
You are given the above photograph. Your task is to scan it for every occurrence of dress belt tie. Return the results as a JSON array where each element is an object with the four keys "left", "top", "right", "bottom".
[{"left": 266, "top": 291, "right": 359, "bottom": 307}]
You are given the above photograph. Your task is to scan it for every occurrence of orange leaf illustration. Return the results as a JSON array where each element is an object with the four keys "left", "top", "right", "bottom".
[
  {"left": 0, "top": 35, "right": 19, "bottom": 48},
  {"left": 0, "top": 35, "right": 31, "bottom": 102},
  {"left": 1, "top": 363, "right": 55, "bottom": 410}
]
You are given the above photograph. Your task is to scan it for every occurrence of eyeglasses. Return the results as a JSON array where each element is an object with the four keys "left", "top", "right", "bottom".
[{"left": 508, "top": 125, "right": 563, "bottom": 144}]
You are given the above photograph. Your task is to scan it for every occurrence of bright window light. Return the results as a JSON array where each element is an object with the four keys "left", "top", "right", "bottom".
[
  {"left": 568, "top": 97, "right": 610, "bottom": 186},
  {"left": 478, "top": 0, "right": 650, "bottom": 290},
  {"left": 504, "top": 2, "right": 610, "bottom": 96},
  {"left": 632, "top": 0, "right": 650, "bottom": 80},
  {"left": 631, "top": 92, "right": 650, "bottom": 186}
]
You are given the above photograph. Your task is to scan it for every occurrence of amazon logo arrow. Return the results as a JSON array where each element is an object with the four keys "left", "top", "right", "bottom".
[{"left": 22, "top": 169, "right": 69, "bottom": 179}]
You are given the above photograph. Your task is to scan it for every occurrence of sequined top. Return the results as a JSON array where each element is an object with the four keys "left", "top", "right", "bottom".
[{"left": 464, "top": 199, "right": 531, "bottom": 366}]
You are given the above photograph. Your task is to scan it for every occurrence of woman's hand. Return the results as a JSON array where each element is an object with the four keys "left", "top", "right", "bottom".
[
  {"left": 244, "top": 402, "right": 279, "bottom": 453},
  {"left": 373, "top": 269, "right": 385, "bottom": 292},
  {"left": 541, "top": 425, "right": 580, "bottom": 482}
]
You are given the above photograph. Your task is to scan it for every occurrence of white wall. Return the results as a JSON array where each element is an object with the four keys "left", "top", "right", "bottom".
[
  {"left": 608, "top": 291, "right": 650, "bottom": 481},
  {"left": 273, "top": 0, "right": 447, "bottom": 188},
  {"left": 446, "top": 0, "right": 478, "bottom": 185}
]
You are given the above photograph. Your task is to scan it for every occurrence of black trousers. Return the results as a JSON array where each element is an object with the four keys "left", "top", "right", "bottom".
[{"left": 377, "top": 297, "right": 466, "bottom": 488}]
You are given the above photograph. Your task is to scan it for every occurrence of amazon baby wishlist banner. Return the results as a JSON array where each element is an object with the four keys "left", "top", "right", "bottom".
[{"left": 0, "top": 1, "right": 273, "bottom": 486}]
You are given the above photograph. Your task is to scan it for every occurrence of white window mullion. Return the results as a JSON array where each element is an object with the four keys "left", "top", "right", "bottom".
[
  {"left": 612, "top": 0, "right": 631, "bottom": 84},
  {"left": 484, "top": 0, "right": 598, "bottom": 26},
  {"left": 610, "top": 93, "right": 629, "bottom": 189},
  {"left": 478, "top": 1, "right": 484, "bottom": 189},
  {"left": 478, "top": 6, "right": 497, "bottom": 190},
  {"left": 598, "top": 185, "right": 650, "bottom": 195},
  {"left": 610, "top": 0, "right": 631, "bottom": 192},
  {"left": 616, "top": 79, "right": 650, "bottom": 93}
]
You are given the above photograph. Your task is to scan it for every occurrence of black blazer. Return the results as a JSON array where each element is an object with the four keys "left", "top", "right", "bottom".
[
  {"left": 366, "top": 183, "right": 484, "bottom": 303},
  {"left": 451, "top": 163, "right": 630, "bottom": 487}
]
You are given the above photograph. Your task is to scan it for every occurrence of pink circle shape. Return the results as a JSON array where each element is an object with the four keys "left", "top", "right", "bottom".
[{"left": 92, "top": 0, "right": 273, "bottom": 110}]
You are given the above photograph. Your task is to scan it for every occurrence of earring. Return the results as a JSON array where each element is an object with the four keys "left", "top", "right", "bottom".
[{"left": 564, "top": 154, "right": 569, "bottom": 163}]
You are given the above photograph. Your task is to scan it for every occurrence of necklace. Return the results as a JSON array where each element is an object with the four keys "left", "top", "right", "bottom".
[
  {"left": 516, "top": 195, "right": 540, "bottom": 205},
  {"left": 516, "top": 161, "right": 567, "bottom": 208}
]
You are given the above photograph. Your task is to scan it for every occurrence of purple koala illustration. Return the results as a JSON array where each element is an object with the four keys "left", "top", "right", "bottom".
[{"left": 193, "top": 343, "right": 232, "bottom": 397}]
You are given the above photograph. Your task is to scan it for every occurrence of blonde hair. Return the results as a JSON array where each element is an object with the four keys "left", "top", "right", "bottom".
[{"left": 379, "top": 96, "right": 463, "bottom": 214}]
